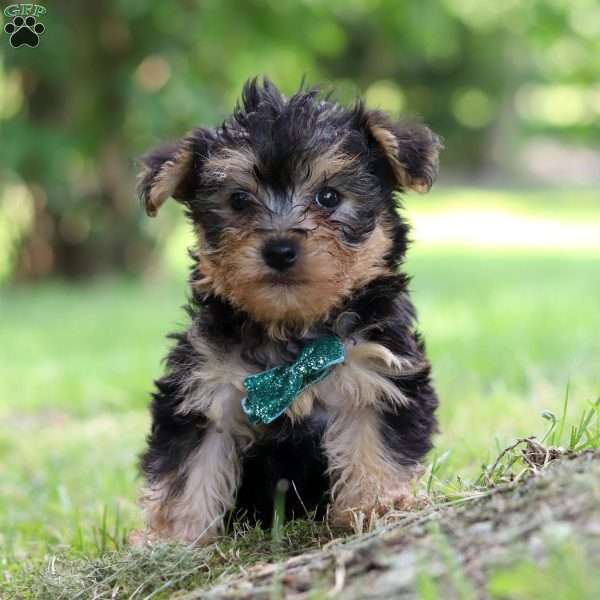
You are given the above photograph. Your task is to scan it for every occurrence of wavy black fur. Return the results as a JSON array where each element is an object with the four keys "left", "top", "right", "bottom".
[
  {"left": 142, "top": 276, "right": 438, "bottom": 526},
  {"left": 139, "top": 77, "right": 440, "bottom": 529}
]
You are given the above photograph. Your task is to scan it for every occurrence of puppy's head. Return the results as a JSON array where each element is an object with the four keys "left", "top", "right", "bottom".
[{"left": 139, "top": 78, "right": 441, "bottom": 335}]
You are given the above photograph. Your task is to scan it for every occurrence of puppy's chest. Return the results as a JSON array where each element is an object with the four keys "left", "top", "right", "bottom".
[{"left": 181, "top": 333, "right": 415, "bottom": 428}]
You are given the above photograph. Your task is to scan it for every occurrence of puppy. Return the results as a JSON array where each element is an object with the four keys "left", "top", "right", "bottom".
[{"left": 137, "top": 78, "right": 440, "bottom": 543}]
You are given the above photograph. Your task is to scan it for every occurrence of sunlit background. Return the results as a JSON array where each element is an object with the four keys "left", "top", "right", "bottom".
[
  {"left": 1, "top": 1, "right": 600, "bottom": 280},
  {"left": 1, "top": 0, "right": 599, "bottom": 565}
]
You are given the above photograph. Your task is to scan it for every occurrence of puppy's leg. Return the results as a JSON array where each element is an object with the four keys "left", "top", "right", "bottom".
[
  {"left": 139, "top": 334, "right": 252, "bottom": 543},
  {"left": 141, "top": 420, "right": 242, "bottom": 543},
  {"left": 320, "top": 336, "right": 438, "bottom": 527},
  {"left": 324, "top": 406, "right": 421, "bottom": 528}
]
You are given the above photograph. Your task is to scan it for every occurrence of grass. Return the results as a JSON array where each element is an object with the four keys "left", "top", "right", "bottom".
[
  {"left": 1, "top": 187, "right": 600, "bottom": 597},
  {"left": 412, "top": 249, "right": 600, "bottom": 479},
  {"left": 5, "top": 520, "right": 335, "bottom": 600}
]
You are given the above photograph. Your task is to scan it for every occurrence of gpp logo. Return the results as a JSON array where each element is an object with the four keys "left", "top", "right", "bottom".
[{"left": 4, "top": 4, "right": 47, "bottom": 47}]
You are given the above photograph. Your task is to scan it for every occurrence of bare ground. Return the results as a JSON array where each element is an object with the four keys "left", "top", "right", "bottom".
[{"left": 182, "top": 450, "right": 600, "bottom": 600}]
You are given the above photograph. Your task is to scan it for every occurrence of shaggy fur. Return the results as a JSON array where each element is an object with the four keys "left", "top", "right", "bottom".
[{"left": 137, "top": 78, "right": 441, "bottom": 542}]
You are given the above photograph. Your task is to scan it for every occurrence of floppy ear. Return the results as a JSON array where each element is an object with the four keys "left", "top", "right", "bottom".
[
  {"left": 365, "top": 110, "right": 442, "bottom": 193},
  {"left": 138, "top": 130, "right": 213, "bottom": 217}
]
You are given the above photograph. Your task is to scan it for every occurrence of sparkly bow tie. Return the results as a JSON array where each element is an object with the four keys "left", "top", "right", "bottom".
[{"left": 242, "top": 336, "right": 346, "bottom": 425}]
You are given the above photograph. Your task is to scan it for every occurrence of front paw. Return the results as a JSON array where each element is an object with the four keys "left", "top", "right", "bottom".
[
  {"left": 130, "top": 520, "right": 220, "bottom": 546},
  {"left": 329, "top": 490, "right": 422, "bottom": 531},
  {"left": 374, "top": 490, "right": 424, "bottom": 515}
]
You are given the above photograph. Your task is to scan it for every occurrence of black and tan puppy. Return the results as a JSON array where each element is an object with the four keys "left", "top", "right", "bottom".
[{"left": 137, "top": 78, "right": 440, "bottom": 543}]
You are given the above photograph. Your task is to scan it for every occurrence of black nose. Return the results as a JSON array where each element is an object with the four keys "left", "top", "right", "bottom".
[{"left": 262, "top": 238, "right": 298, "bottom": 271}]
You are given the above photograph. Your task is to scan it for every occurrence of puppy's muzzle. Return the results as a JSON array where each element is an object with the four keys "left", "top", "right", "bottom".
[{"left": 262, "top": 238, "right": 299, "bottom": 271}]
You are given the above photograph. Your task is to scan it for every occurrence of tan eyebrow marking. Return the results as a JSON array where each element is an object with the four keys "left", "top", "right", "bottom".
[
  {"left": 204, "top": 146, "right": 258, "bottom": 190},
  {"left": 302, "top": 144, "right": 360, "bottom": 190}
]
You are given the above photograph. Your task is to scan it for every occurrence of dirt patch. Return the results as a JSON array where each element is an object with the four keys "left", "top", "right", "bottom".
[{"left": 184, "top": 451, "right": 600, "bottom": 599}]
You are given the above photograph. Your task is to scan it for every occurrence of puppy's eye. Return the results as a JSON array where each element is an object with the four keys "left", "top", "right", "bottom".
[
  {"left": 230, "top": 191, "right": 250, "bottom": 211},
  {"left": 314, "top": 187, "right": 341, "bottom": 210}
]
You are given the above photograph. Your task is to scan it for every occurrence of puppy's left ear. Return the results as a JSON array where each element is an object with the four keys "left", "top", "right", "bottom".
[
  {"left": 138, "top": 129, "right": 213, "bottom": 217},
  {"left": 365, "top": 110, "right": 442, "bottom": 193}
]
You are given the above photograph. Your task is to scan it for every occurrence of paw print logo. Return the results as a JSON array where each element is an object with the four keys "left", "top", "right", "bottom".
[{"left": 4, "top": 15, "right": 45, "bottom": 48}]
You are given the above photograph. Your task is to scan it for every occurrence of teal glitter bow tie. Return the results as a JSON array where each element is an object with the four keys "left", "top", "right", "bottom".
[{"left": 242, "top": 336, "right": 346, "bottom": 425}]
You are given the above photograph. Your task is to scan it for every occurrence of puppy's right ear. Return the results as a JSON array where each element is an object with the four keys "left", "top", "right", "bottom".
[{"left": 137, "top": 129, "right": 211, "bottom": 217}]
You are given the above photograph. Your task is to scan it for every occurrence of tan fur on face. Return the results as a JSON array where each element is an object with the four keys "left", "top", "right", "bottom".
[
  {"left": 205, "top": 143, "right": 358, "bottom": 193},
  {"left": 195, "top": 221, "right": 392, "bottom": 338},
  {"left": 302, "top": 144, "right": 359, "bottom": 190},
  {"left": 194, "top": 141, "right": 395, "bottom": 335},
  {"left": 324, "top": 407, "right": 420, "bottom": 527},
  {"left": 204, "top": 146, "right": 258, "bottom": 191}
]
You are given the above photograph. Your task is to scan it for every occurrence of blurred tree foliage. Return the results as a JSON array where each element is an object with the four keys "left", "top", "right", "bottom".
[{"left": 0, "top": 0, "right": 599, "bottom": 279}]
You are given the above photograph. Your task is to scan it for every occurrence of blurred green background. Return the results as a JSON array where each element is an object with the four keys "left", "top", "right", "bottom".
[
  {"left": 1, "top": 0, "right": 600, "bottom": 280},
  {"left": 1, "top": 0, "right": 599, "bottom": 573}
]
